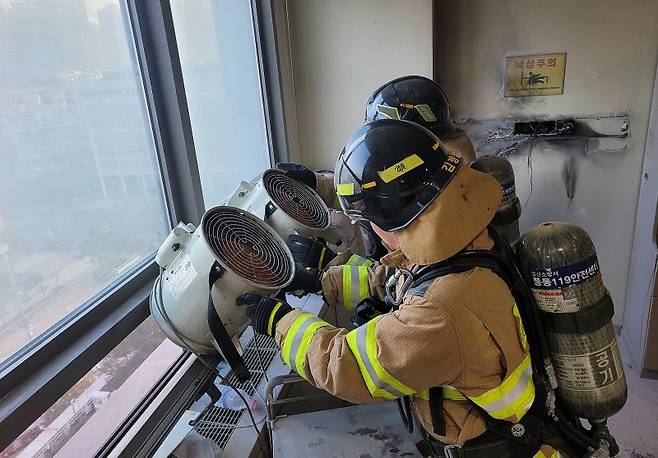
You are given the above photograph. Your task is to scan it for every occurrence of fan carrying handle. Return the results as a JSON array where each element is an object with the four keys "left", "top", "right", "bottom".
[{"left": 207, "top": 261, "right": 252, "bottom": 382}]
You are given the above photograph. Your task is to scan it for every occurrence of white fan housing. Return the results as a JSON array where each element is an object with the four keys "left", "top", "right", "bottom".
[
  {"left": 150, "top": 206, "right": 294, "bottom": 355},
  {"left": 227, "top": 169, "right": 334, "bottom": 243}
]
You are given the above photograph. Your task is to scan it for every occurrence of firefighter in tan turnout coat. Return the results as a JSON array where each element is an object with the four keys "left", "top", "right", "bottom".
[
  {"left": 276, "top": 75, "right": 477, "bottom": 264},
  {"left": 238, "top": 120, "right": 561, "bottom": 457}
]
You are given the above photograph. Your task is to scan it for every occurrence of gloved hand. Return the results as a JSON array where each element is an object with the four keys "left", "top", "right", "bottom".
[
  {"left": 288, "top": 234, "right": 336, "bottom": 270},
  {"left": 276, "top": 162, "right": 317, "bottom": 189},
  {"left": 352, "top": 298, "right": 392, "bottom": 327},
  {"left": 236, "top": 293, "right": 293, "bottom": 336},
  {"left": 284, "top": 263, "right": 323, "bottom": 297}
]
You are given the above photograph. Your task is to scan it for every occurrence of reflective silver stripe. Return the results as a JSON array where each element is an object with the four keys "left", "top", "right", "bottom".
[
  {"left": 287, "top": 315, "right": 323, "bottom": 375},
  {"left": 354, "top": 323, "right": 406, "bottom": 398},
  {"left": 479, "top": 364, "right": 533, "bottom": 413},
  {"left": 350, "top": 266, "right": 363, "bottom": 307}
]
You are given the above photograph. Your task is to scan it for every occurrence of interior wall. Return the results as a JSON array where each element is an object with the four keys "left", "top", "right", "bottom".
[
  {"left": 436, "top": 0, "right": 658, "bottom": 330},
  {"left": 285, "top": 0, "right": 433, "bottom": 171},
  {"left": 625, "top": 56, "right": 658, "bottom": 375}
]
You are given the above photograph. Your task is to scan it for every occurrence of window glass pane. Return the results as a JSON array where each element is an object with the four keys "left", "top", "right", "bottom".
[
  {"left": 171, "top": 0, "right": 271, "bottom": 208},
  {"left": 0, "top": 2, "right": 169, "bottom": 364},
  {"left": 0, "top": 318, "right": 184, "bottom": 458}
]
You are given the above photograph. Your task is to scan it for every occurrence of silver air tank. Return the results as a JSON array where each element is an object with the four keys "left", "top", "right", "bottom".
[
  {"left": 471, "top": 155, "right": 521, "bottom": 246},
  {"left": 517, "top": 222, "right": 627, "bottom": 420}
]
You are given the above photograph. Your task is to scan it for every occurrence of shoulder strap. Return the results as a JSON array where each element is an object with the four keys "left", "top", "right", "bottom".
[{"left": 207, "top": 261, "right": 251, "bottom": 382}]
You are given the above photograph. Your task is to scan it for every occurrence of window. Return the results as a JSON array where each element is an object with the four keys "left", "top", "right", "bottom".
[
  {"left": 1, "top": 318, "right": 184, "bottom": 458},
  {"left": 171, "top": 0, "right": 271, "bottom": 208},
  {"left": 0, "top": 1, "right": 169, "bottom": 365},
  {"left": 1, "top": 0, "right": 282, "bottom": 453}
]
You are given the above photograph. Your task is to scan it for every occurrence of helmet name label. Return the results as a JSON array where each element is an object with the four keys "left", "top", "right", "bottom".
[{"left": 378, "top": 154, "right": 425, "bottom": 183}]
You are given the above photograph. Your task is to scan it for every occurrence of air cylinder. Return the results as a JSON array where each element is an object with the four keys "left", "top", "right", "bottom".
[
  {"left": 517, "top": 222, "right": 627, "bottom": 420},
  {"left": 471, "top": 155, "right": 521, "bottom": 246}
]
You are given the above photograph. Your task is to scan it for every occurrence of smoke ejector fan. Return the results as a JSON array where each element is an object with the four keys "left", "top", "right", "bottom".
[
  {"left": 151, "top": 206, "right": 294, "bottom": 379},
  {"left": 227, "top": 169, "right": 333, "bottom": 242}
]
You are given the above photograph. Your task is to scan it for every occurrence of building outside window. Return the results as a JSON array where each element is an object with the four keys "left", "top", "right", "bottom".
[
  {"left": 0, "top": 0, "right": 275, "bottom": 455},
  {"left": 171, "top": 0, "right": 271, "bottom": 208}
]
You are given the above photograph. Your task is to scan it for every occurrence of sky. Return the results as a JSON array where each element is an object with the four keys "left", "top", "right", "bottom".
[{"left": 0, "top": 0, "right": 117, "bottom": 24}]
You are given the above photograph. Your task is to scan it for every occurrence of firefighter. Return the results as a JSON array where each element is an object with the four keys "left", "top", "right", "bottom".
[
  {"left": 365, "top": 75, "right": 476, "bottom": 163},
  {"left": 278, "top": 75, "right": 474, "bottom": 262},
  {"left": 239, "top": 120, "right": 564, "bottom": 456}
]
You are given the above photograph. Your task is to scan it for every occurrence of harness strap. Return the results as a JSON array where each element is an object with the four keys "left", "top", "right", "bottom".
[
  {"left": 429, "top": 386, "right": 447, "bottom": 436},
  {"left": 206, "top": 261, "right": 251, "bottom": 381}
]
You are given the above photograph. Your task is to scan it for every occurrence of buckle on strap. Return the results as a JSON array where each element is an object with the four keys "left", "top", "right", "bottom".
[{"left": 443, "top": 444, "right": 463, "bottom": 458}]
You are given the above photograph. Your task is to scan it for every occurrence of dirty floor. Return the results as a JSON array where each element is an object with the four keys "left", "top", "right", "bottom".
[{"left": 607, "top": 345, "right": 658, "bottom": 458}]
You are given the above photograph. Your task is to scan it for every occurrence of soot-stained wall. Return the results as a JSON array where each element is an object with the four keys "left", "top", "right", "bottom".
[{"left": 436, "top": 0, "right": 658, "bottom": 324}]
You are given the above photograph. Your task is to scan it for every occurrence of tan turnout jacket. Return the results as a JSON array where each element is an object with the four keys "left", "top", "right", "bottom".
[{"left": 274, "top": 165, "right": 543, "bottom": 449}]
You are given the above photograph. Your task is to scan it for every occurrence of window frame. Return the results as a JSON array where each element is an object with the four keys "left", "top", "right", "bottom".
[{"left": 0, "top": 0, "right": 287, "bottom": 452}]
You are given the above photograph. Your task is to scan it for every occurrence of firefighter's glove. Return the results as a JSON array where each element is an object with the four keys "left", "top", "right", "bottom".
[
  {"left": 237, "top": 293, "right": 292, "bottom": 337},
  {"left": 284, "top": 263, "right": 323, "bottom": 297},
  {"left": 352, "top": 298, "right": 391, "bottom": 327},
  {"left": 288, "top": 234, "right": 336, "bottom": 270},
  {"left": 276, "top": 162, "right": 317, "bottom": 189}
]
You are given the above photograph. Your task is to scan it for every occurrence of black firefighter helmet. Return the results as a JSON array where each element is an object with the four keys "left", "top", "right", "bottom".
[
  {"left": 335, "top": 119, "right": 463, "bottom": 232},
  {"left": 365, "top": 75, "right": 455, "bottom": 138}
]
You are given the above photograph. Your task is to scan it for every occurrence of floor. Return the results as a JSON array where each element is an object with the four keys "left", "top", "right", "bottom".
[{"left": 607, "top": 345, "right": 658, "bottom": 458}]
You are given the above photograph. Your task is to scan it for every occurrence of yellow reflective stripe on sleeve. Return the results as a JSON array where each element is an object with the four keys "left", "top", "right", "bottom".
[
  {"left": 364, "top": 318, "right": 416, "bottom": 396},
  {"left": 317, "top": 247, "right": 326, "bottom": 269},
  {"left": 359, "top": 266, "right": 368, "bottom": 302},
  {"left": 281, "top": 313, "right": 312, "bottom": 366},
  {"left": 346, "top": 254, "right": 374, "bottom": 268},
  {"left": 341, "top": 265, "right": 370, "bottom": 310},
  {"left": 414, "top": 389, "right": 429, "bottom": 400},
  {"left": 267, "top": 302, "right": 283, "bottom": 335},
  {"left": 533, "top": 449, "right": 560, "bottom": 458},
  {"left": 342, "top": 265, "right": 352, "bottom": 309},
  {"left": 442, "top": 387, "right": 467, "bottom": 401},
  {"left": 469, "top": 353, "right": 535, "bottom": 421},
  {"left": 513, "top": 303, "right": 528, "bottom": 350},
  {"left": 346, "top": 317, "right": 415, "bottom": 400},
  {"left": 280, "top": 312, "right": 331, "bottom": 379},
  {"left": 294, "top": 320, "right": 330, "bottom": 379}
]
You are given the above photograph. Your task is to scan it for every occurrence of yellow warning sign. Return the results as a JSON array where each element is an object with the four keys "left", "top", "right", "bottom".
[{"left": 504, "top": 53, "right": 566, "bottom": 97}]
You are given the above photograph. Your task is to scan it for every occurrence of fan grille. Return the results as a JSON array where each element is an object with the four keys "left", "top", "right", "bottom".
[
  {"left": 203, "top": 207, "right": 292, "bottom": 287},
  {"left": 263, "top": 170, "right": 330, "bottom": 229}
]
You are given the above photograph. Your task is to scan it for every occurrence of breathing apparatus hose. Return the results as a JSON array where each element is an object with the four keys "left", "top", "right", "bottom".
[{"left": 396, "top": 396, "right": 414, "bottom": 433}]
